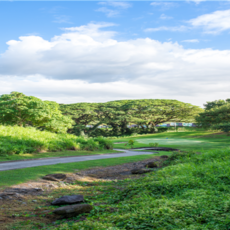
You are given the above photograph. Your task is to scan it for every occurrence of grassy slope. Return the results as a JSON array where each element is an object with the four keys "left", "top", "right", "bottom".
[{"left": 0, "top": 149, "right": 120, "bottom": 162}]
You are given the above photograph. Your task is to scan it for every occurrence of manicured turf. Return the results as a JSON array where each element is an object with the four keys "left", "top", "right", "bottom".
[
  {"left": 112, "top": 131, "right": 230, "bottom": 151},
  {"left": 0, "top": 154, "right": 158, "bottom": 188},
  {"left": 0, "top": 149, "right": 120, "bottom": 162}
]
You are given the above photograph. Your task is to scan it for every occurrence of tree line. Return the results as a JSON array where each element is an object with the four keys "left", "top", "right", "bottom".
[
  {"left": 59, "top": 99, "right": 202, "bottom": 136},
  {"left": 6, "top": 91, "right": 230, "bottom": 137}
]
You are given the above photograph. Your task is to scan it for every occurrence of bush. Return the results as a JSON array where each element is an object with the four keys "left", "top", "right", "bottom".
[
  {"left": 149, "top": 142, "right": 159, "bottom": 147},
  {"left": 0, "top": 125, "right": 113, "bottom": 155}
]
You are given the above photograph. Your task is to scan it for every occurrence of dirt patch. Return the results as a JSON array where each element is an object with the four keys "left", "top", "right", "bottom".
[{"left": 76, "top": 156, "right": 165, "bottom": 180}]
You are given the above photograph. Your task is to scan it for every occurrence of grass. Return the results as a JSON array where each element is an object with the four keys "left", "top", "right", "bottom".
[
  {"left": 0, "top": 154, "right": 158, "bottom": 188},
  {"left": 0, "top": 149, "right": 120, "bottom": 162},
  {"left": 4, "top": 147, "right": 230, "bottom": 229},
  {"left": 0, "top": 125, "right": 113, "bottom": 157},
  {"left": 112, "top": 130, "right": 230, "bottom": 151}
]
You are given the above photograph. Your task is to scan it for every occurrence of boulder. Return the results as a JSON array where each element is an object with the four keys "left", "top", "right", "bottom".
[
  {"left": 144, "top": 162, "right": 158, "bottom": 168},
  {"left": 53, "top": 203, "right": 93, "bottom": 218},
  {"left": 51, "top": 195, "right": 84, "bottom": 205},
  {"left": 42, "top": 174, "right": 67, "bottom": 181},
  {"left": 131, "top": 168, "right": 152, "bottom": 174}
]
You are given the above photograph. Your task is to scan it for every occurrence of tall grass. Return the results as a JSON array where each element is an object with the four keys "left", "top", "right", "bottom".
[{"left": 0, "top": 125, "right": 113, "bottom": 155}]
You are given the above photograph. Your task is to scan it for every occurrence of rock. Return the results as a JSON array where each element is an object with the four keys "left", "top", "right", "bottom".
[
  {"left": 53, "top": 203, "right": 93, "bottom": 218},
  {"left": 144, "top": 162, "right": 158, "bottom": 168},
  {"left": 51, "top": 195, "right": 84, "bottom": 206},
  {"left": 42, "top": 174, "right": 67, "bottom": 181},
  {"left": 160, "top": 155, "right": 169, "bottom": 159},
  {"left": 131, "top": 168, "right": 152, "bottom": 174}
]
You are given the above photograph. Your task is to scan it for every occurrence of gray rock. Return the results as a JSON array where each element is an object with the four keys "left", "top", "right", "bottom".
[
  {"left": 144, "top": 162, "right": 158, "bottom": 168},
  {"left": 131, "top": 168, "right": 153, "bottom": 174},
  {"left": 53, "top": 203, "right": 93, "bottom": 217},
  {"left": 51, "top": 195, "right": 84, "bottom": 205}
]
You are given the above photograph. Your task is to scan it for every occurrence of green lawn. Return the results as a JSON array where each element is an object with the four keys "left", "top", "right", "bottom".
[
  {"left": 0, "top": 149, "right": 120, "bottom": 162},
  {"left": 112, "top": 131, "right": 230, "bottom": 151}
]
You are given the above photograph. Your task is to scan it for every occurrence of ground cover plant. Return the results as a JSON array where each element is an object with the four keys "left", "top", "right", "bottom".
[
  {"left": 3, "top": 147, "right": 230, "bottom": 229},
  {"left": 0, "top": 125, "right": 113, "bottom": 156}
]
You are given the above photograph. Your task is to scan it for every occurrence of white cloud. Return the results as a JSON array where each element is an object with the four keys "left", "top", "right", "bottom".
[
  {"left": 97, "top": 1, "right": 131, "bottom": 17},
  {"left": 98, "top": 2, "right": 131, "bottom": 9},
  {"left": 1, "top": 22, "right": 230, "bottom": 107},
  {"left": 189, "top": 9, "right": 230, "bottom": 34},
  {"left": 182, "top": 39, "right": 199, "bottom": 43},
  {"left": 160, "top": 14, "right": 173, "bottom": 20},
  {"left": 145, "top": 25, "right": 187, "bottom": 32},
  {"left": 97, "top": 7, "right": 119, "bottom": 17},
  {"left": 53, "top": 15, "right": 72, "bottom": 24}
]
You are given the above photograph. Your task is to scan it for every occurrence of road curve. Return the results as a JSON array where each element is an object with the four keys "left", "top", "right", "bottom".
[{"left": 0, "top": 149, "right": 153, "bottom": 171}]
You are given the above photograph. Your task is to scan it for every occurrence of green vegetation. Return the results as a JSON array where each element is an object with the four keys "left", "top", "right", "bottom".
[
  {"left": 44, "top": 148, "right": 230, "bottom": 230},
  {"left": 111, "top": 131, "right": 230, "bottom": 151},
  {"left": 0, "top": 92, "right": 73, "bottom": 133},
  {"left": 196, "top": 98, "right": 230, "bottom": 133},
  {"left": 5, "top": 148, "right": 230, "bottom": 229},
  {"left": 0, "top": 125, "right": 113, "bottom": 156},
  {"left": 0, "top": 154, "right": 158, "bottom": 188},
  {"left": 60, "top": 99, "right": 202, "bottom": 137}
]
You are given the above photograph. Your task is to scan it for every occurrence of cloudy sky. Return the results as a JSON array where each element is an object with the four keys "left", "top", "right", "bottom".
[{"left": 0, "top": 1, "right": 230, "bottom": 107}]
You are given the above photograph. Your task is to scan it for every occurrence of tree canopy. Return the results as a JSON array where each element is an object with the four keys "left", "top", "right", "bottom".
[
  {"left": 0, "top": 92, "right": 73, "bottom": 133},
  {"left": 60, "top": 99, "right": 202, "bottom": 136},
  {"left": 195, "top": 99, "right": 230, "bottom": 132}
]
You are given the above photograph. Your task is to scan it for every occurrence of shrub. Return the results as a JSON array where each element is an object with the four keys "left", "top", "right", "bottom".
[
  {"left": 0, "top": 125, "right": 113, "bottom": 155},
  {"left": 149, "top": 142, "right": 159, "bottom": 147}
]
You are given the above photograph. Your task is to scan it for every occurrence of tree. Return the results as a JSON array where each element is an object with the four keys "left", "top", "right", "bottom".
[
  {"left": 196, "top": 99, "right": 230, "bottom": 133},
  {"left": 60, "top": 99, "right": 202, "bottom": 136},
  {"left": 0, "top": 92, "right": 73, "bottom": 133}
]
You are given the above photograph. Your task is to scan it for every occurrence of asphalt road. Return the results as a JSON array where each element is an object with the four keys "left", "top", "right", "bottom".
[{"left": 0, "top": 149, "right": 153, "bottom": 171}]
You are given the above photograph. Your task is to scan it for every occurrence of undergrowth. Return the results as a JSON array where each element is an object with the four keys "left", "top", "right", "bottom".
[
  {"left": 50, "top": 148, "right": 230, "bottom": 230},
  {"left": 0, "top": 125, "right": 113, "bottom": 155}
]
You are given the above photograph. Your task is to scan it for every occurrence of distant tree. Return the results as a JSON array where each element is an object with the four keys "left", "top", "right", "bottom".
[
  {"left": 60, "top": 99, "right": 202, "bottom": 136},
  {"left": 195, "top": 99, "right": 230, "bottom": 133},
  {"left": 0, "top": 92, "right": 73, "bottom": 133}
]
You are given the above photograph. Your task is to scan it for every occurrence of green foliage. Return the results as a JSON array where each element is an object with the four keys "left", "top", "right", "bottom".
[
  {"left": 149, "top": 142, "right": 159, "bottom": 147},
  {"left": 0, "top": 92, "right": 73, "bottom": 133},
  {"left": 0, "top": 125, "right": 113, "bottom": 155},
  {"left": 60, "top": 99, "right": 202, "bottom": 137},
  {"left": 49, "top": 148, "right": 230, "bottom": 230},
  {"left": 125, "top": 139, "right": 135, "bottom": 148},
  {"left": 196, "top": 98, "right": 230, "bottom": 132}
]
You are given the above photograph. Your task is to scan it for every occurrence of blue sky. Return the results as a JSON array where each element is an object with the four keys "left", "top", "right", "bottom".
[{"left": 0, "top": 1, "right": 230, "bottom": 106}]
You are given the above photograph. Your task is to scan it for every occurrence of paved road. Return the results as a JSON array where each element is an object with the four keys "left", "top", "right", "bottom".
[{"left": 0, "top": 149, "right": 153, "bottom": 171}]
